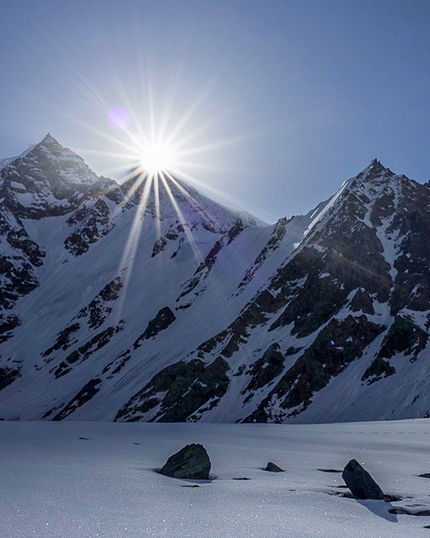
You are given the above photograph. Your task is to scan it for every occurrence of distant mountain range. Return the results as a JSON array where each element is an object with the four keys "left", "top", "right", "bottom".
[{"left": 1, "top": 134, "right": 430, "bottom": 423}]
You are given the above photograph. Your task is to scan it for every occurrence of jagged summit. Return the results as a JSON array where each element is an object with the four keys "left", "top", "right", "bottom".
[
  {"left": 355, "top": 158, "right": 395, "bottom": 181},
  {"left": 30, "top": 133, "right": 100, "bottom": 184},
  {"left": 367, "top": 157, "right": 386, "bottom": 175},
  {"left": 0, "top": 135, "right": 120, "bottom": 219}
]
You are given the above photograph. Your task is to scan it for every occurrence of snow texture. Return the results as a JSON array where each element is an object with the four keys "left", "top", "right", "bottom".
[{"left": 2, "top": 420, "right": 430, "bottom": 537}]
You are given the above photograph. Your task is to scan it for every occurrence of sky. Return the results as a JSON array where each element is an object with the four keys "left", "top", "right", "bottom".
[{"left": 1, "top": 0, "right": 430, "bottom": 223}]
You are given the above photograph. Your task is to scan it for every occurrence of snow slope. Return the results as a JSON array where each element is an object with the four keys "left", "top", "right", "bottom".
[{"left": 2, "top": 420, "right": 430, "bottom": 537}]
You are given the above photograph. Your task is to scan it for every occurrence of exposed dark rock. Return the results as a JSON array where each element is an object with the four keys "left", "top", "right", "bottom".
[
  {"left": 115, "top": 356, "right": 230, "bottom": 422},
  {"left": 99, "top": 277, "right": 123, "bottom": 302},
  {"left": 6, "top": 228, "right": 45, "bottom": 267},
  {"left": 389, "top": 507, "right": 430, "bottom": 516},
  {"left": 133, "top": 306, "right": 176, "bottom": 347},
  {"left": 166, "top": 225, "right": 183, "bottom": 240},
  {"left": 418, "top": 473, "right": 430, "bottom": 479},
  {"left": 349, "top": 288, "right": 375, "bottom": 315},
  {"left": 42, "top": 322, "right": 80, "bottom": 357},
  {"left": 242, "top": 344, "right": 284, "bottom": 396},
  {"left": 0, "top": 366, "right": 21, "bottom": 390},
  {"left": 239, "top": 217, "right": 288, "bottom": 290},
  {"left": 198, "top": 240, "right": 223, "bottom": 272},
  {"left": 52, "top": 361, "right": 72, "bottom": 379},
  {"left": 342, "top": 459, "right": 384, "bottom": 500},
  {"left": 152, "top": 237, "right": 167, "bottom": 257},
  {"left": 0, "top": 254, "right": 39, "bottom": 309},
  {"left": 160, "top": 443, "right": 211, "bottom": 479},
  {"left": 45, "top": 325, "right": 122, "bottom": 378},
  {"left": 52, "top": 378, "right": 102, "bottom": 420},
  {"left": 383, "top": 493, "right": 402, "bottom": 502},
  {"left": 80, "top": 277, "right": 123, "bottom": 329},
  {"left": 285, "top": 346, "right": 302, "bottom": 356},
  {"left": 176, "top": 237, "right": 224, "bottom": 302},
  {"left": 63, "top": 326, "right": 121, "bottom": 366},
  {"left": 226, "top": 218, "right": 245, "bottom": 244},
  {"left": 361, "top": 356, "right": 396, "bottom": 385},
  {"left": 198, "top": 289, "right": 283, "bottom": 358},
  {"left": 0, "top": 135, "right": 120, "bottom": 221},
  {"left": 264, "top": 462, "right": 284, "bottom": 472},
  {"left": 388, "top": 181, "right": 430, "bottom": 314},
  {"left": 378, "top": 315, "right": 428, "bottom": 362},
  {"left": 177, "top": 220, "right": 244, "bottom": 303},
  {"left": 42, "top": 277, "right": 123, "bottom": 363},
  {"left": 42, "top": 402, "right": 64, "bottom": 419},
  {"left": 245, "top": 315, "right": 384, "bottom": 422},
  {"left": 0, "top": 314, "right": 21, "bottom": 343},
  {"left": 102, "top": 350, "right": 132, "bottom": 379},
  {"left": 159, "top": 357, "right": 230, "bottom": 422},
  {"left": 268, "top": 210, "right": 392, "bottom": 337},
  {"left": 176, "top": 274, "right": 202, "bottom": 300},
  {"left": 115, "top": 359, "right": 204, "bottom": 421},
  {"left": 361, "top": 316, "right": 427, "bottom": 384},
  {"left": 64, "top": 199, "right": 113, "bottom": 256},
  {"left": 317, "top": 468, "right": 342, "bottom": 473}
]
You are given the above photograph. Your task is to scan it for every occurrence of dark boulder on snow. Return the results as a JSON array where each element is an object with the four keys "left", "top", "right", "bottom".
[
  {"left": 342, "top": 459, "right": 384, "bottom": 499},
  {"left": 160, "top": 443, "right": 211, "bottom": 479},
  {"left": 264, "top": 461, "right": 284, "bottom": 473}
]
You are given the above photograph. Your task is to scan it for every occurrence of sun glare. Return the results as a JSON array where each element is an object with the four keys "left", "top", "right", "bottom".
[
  {"left": 93, "top": 78, "right": 249, "bottom": 324},
  {"left": 139, "top": 142, "right": 174, "bottom": 175}
]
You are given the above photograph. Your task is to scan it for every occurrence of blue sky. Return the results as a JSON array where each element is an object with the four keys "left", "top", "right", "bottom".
[{"left": 1, "top": 0, "right": 430, "bottom": 222}]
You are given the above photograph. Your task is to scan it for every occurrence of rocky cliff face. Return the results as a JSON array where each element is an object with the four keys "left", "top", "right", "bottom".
[{"left": 0, "top": 141, "right": 429, "bottom": 424}]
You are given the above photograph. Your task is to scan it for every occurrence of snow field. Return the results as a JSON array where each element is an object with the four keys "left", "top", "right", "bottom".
[{"left": 2, "top": 420, "right": 430, "bottom": 537}]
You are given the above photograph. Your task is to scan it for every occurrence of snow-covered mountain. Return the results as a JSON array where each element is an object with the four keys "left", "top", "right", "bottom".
[{"left": 1, "top": 135, "right": 430, "bottom": 423}]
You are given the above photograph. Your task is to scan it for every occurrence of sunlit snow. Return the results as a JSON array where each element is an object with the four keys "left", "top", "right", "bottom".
[{"left": 2, "top": 420, "right": 430, "bottom": 537}]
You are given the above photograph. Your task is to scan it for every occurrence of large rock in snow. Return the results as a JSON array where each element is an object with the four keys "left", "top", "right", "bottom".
[
  {"left": 160, "top": 443, "right": 211, "bottom": 479},
  {"left": 342, "top": 458, "right": 384, "bottom": 499}
]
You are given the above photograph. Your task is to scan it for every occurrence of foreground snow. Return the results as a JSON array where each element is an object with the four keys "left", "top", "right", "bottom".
[{"left": 2, "top": 420, "right": 430, "bottom": 537}]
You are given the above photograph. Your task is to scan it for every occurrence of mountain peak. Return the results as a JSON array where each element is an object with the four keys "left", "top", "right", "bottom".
[
  {"left": 359, "top": 158, "right": 394, "bottom": 179},
  {"left": 34, "top": 133, "right": 63, "bottom": 153},
  {"left": 26, "top": 134, "right": 99, "bottom": 185},
  {"left": 41, "top": 132, "right": 58, "bottom": 144},
  {"left": 0, "top": 135, "right": 117, "bottom": 219}
]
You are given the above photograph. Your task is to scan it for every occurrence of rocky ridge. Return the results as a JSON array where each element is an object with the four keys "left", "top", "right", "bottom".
[{"left": 0, "top": 140, "right": 429, "bottom": 424}]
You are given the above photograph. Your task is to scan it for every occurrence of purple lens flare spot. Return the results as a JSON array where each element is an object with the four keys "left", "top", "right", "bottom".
[{"left": 107, "top": 106, "right": 131, "bottom": 130}]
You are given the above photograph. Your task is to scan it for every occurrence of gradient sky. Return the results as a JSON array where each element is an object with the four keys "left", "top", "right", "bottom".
[{"left": 1, "top": 0, "right": 430, "bottom": 223}]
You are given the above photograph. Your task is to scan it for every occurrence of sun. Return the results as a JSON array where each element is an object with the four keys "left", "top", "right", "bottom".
[{"left": 138, "top": 142, "right": 175, "bottom": 176}]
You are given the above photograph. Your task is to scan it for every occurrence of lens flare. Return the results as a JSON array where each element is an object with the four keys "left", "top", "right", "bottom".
[
  {"left": 107, "top": 107, "right": 131, "bottom": 130},
  {"left": 139, "top": 142, "right": 174, "bottom": 175}
]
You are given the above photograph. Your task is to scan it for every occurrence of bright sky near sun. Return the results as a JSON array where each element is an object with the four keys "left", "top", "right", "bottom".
[{"left": 1, "top": 0, "right": 430, "bottom": 222}]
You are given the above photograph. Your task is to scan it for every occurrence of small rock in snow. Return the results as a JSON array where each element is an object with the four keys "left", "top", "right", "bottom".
[{"left": 264, "top": 461, "right": 285, "bottom": 473}]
